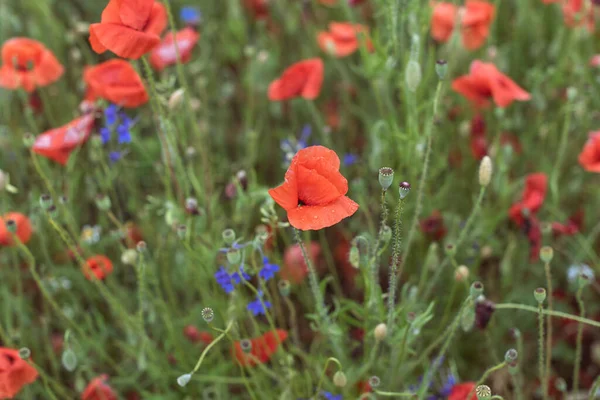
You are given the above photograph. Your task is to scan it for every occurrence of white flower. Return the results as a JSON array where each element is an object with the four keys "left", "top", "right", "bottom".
[{"left": 567, "top": 264, "right": 594, "bottom": 283}]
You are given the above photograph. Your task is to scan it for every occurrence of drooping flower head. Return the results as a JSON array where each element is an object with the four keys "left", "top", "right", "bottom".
[
  {"left": 578, "top": 131, "right": 600, "bottom": 172},
  {"left": 89, "top": 0, "right": 167, "bottom": 59},
  {"left": 32, "top": 114, "right": 96, "bottom": 165},
  {"left": 269, "top": 146, "right": 359, "bottom": 230},
  {"left": 0, "top": 37, "right": 64, "bottom": 92},
  {"left": 452, "top": 60, "right": 530, "bottom": 108},
  {"left": 0, "top": 212, "right": 33, "bottom": 247},
  {"left": 268, "top": 59, "right": 324, "bottom": 101},
  {"left": 0, "top": 347, "right": 39, "bottom": 399},
  {"left": 84, "top": 60, "right": 149, "bottom": 108},
  {"left": 317, "top": 22, "right": 374, "bottom": 57},
  {"left": 149, "top": 28, "right": 200, "bottom": 71},
  {"left": 81, "top": 374, "right": 117, "bottom": 400}
]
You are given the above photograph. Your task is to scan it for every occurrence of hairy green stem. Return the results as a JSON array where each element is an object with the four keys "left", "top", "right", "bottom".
[
  {"left": 573, "top": 285, "right": 585, "bottom": 393},
  {"left": 467, "top": 361, "right": 507, "bottom": 399},
  {"left": 386, "top": 198, "right": 405, "bottom": 332},
  {"left": 315, "top": 357, "right": 343, "bottom": 396},
  {"left": 494, "top": 303, "right": 600, "bottom": 328},
  {"left": 543, "top": 261, "right": 554, "bottom": 393},
  {"left": 538, "top": 302, "right": 548, "bottom": 400}
]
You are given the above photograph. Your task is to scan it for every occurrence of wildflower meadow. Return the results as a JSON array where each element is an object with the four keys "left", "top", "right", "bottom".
[{"left": 1, "top": 0, "right": 600, "bottom": 399}]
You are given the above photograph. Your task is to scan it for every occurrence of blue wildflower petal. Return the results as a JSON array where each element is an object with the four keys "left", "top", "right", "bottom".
[
  {"left": 258, "top": 257, "right": 280, "bottom": 281},
  {"left": 104, "top": 105, "right": 118, "bottom": 126},
  {"left": 180, "top": 6, "right": 201, "bottom": 25},
  {"left": 109, "top": 151, "right": 122, "bottom": 163},
  {"left": 247, "top": 297, "right": 272, "bottom": 316},
  {"left": 117, "top": 124, "right": 132, "bottom": 144},
  {"left": 231, "top": 267, "right": 250, "bottom": 284},
  {"left": 343, "top": 153, "right": 359, "bottom": 166},
  {"left": 300, "top": 124, "right": 312, "bottom": 143},
  {"left": 100, "top": 127, "right": 111, "bottom": 144},
  {"left": 215, "top": 267, "right": 235, "bottom": 293},
  {"left": 320, "top": 392, "right": 342, "bottom": 400}
]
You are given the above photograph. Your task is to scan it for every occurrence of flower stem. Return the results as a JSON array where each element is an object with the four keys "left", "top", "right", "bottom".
[
  {"left": 538, "top": 301, "right": 548, "bottom": 400},
  {"left": 315, "top": 357, "right": 343, "bottom": 396},
  {"left": 455, "top": 186, "right": 486, "bottom": 249},
  {"left": 589, "top": 376, "right": 600, "bottom": 399},
  {"left": 573, "top": 285, "right": 585, "bottom": 393},
  {"left": 494, "top": 303, "right": 600, "bottom": 328},
  {"left": 467, "top": 361, "right": 507, "bottom": 399},
  {"left": 190, "top": 321, "right": 234, "bottom": 375},
  {"left": 386, "top": 198, "right": 405, "bottom": 332},
  {"left": 369, "top": 189, "right": 388, "bottom": 311},
  {"left": 543, "top": 260, "right": 554, "bottom": 393}
]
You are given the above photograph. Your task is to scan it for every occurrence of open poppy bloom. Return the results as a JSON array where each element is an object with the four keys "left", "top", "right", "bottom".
[
  {"left": 269, "top": 146, "right": 359, "bottom": 230},
  {"left": 149, "top": 28, "right": 200, "bottom": 71},
  {"left": 452, "top": 60, "right": 530, "bottom": 108},
  {"left": 0, "top": 212, "right": 33, "bottom": 247},
  {"left": 578, "top": 131, "right": 600, "bottom": 172},
  {"left": 448, "top": 382, "right": 477, "bottom": 400},
  {"left": 552, "top": 210, "right": 584, "bottom": 237},
  {"left": 0, "top": 347, "right": 39, "bottom": 399},
  {"left": 562, "top": 0, "right": 595, "bottom": 31},
  {"left": 508, "top": 173, "right": 547, "bottom": 226},
  {"left": 89, "top": 0, "right": 167, "bottom": 59},
  {"left": 84, "top": 60, "right": 149, "bottom": 108},
  {"left": 81, "top": 374, "right": 117, "bottom": 400},
  {"left": 32, "top": 114, "right": 95, "bottom": 165},
  {"left": 268, "top": 59, "right": 324, "bottom": 101},
  {"left": 282, "top": 241, "right": 321, "bottom": 283},
  {"left": 317, "top": 22, "right": 374, "bottom": 57},
  {"left": 431, "top": 1, "right": 495, "bottom": 50},
  {"left": 232, "top": 330, "right": 288, "bottom": 366},
  {"left": 83, "top": 255, "right": 114, "bottom": 280},
  {"left": 0, "top": 37, "right": 64, "bottom": 92}
]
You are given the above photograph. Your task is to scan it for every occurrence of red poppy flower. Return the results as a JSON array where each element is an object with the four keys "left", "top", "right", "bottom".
[
  {"left": 269, "top": 146, "right": 359, "bottom": 230},
  {"left": 89, "top": 0, "right": 167, "bottom": 59},
  {"left": 470, "top": 114, "right": 488, "bottom": 160},
  {"left": 562, "top": 0, "right": 595, "bottom": 31},
  {"left": 232, "top": 329, "right": 288, "bottom": 367},
  {"left": 0, "top": 347, "right": 39, "bottom": 399},
  {"left": 243, "top": 0, "right": 270, "bottom": 19},
  {"left": 32, "top": 114, "right": 95, "bottom": 165},
  {"left": 431, "top": 1, "right": 495, "bottom": 50},
  {"left": 282, "top": 241, "right": 322, "bottom": 283},
  {"left": 590, "top": 54, "right": 600, "bottom": 67},
  {"left": 356, "top": 379, "right": 372, "bottom": 394},
  {"left": 84, "top": 59, "right": 149, "bottom": 108},
  {"left": 183, "top": 325, "right": 213, "bottom": 345},
  {"left": 81, "top": 374, "right": 117, "bottom": 400},
  {"left": 448, "top": 382, "right": 477, "bottom": 400},
  {"left": 452, "top": 60, "right": 530, "bottom": 108},
  {"left": 317, "top": 22, "right": 374, "bottom": 57},
  {"left": 0, "top": 38, "right": 63, "bottom": 93},
  {"left": 552, "top": 210, "right": 584, "bottom": 237},
  {"left": 83, "top": 255, "right": 114, "bottom": 280},
  {"left": 149, "top": 28, "right": 200, "bottom": 71},
  {"left": 419, "top": 210, "right": 447, "bottom": 241},
  {"left": 0, "top": 212, "right": 33, "bottom": 247},
  {"left": 508, "top": 173, "right": 547, "bottom": 226},
  {"left": 578, "top": 131, "right": 600, "bottom": 172},
  {"left": 268, "top": 58, "right": 324, "bottom": 101}
]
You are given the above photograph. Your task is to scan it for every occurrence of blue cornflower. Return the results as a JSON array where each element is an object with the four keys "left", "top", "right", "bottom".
[
  {"left": 117, "top": 122, "right": 132, "bottom": 144},
  {"left": 247, "top": 291, "right": 272, "bottom": 316},
  {"left": 180, "top": 6, "right": 201, "bottom": 25},
  {"left": 231, "top": 267, "right": 251, "bottom": 284},
  {"left": 320, "top": 392, "right": 342, "bottom": 400},
  {"left": 100, "top": 127, "right": 111, "bottom": 145},
  {"left": 215, "top": 266, "right": 235, "bottom": 293},
  {"left": 258, "top": 257, "right": 279, "bottom": 282},
  {"left": 104, "top": 105, "right": 118, "bottom": 126},
  {"left": 438, "top": 373, "right": 456, "bottom": 397},
  {"left": 343, "top": 153, "right": 359, "bottom": 166},
  {"left": 109, "top": 151, "right": 122, "bottom": 163},
  {"left": 281, "top": 124, "right": 313, "bottom": 166}
]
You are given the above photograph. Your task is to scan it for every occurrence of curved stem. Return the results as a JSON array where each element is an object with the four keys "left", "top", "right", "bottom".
[
  {"left": 494, "top": 303, "right": 600, "bottom": 328},
  {"left": 467, "top": 361, "right": 508, "bottom": 399},
  {"left": 315, "top": 357, "right": 343, "bottom": 396},
  {"left": 190, "top": 321, "right": 234, "bottom": 375}
]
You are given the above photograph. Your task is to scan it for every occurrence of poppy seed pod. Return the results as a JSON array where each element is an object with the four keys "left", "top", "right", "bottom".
[
  {"left": 278, "top": 280, "right": 290, "bottom": 296},
  {"left": 333, "top": 371, "right": 347, "bottom": 387},
  {"left": 378, "top": 167, "right": 394, "bottom": 190},
  {"left": 240, "top": 339, "right": 252, "bottom": 353},
  {"left": 177, "top": 373, "right": 192, "bottom": 387},
  {"left": 504, "top": 348, "right": 518, "bottom": 363},
  {"left": 222, "top": 229, "right": 236, "bottom": 246},
  {"left": 95, "top": 194, "right": 111, "bottom": 211},
  {"left": 540, "top": 246, "right": 553, "bottom": 263},
  {"left": 39, "top": 194, "right": 53, "bottom": 210},
  {"left": 18, "top": 348, "right": 31, "bottom": 360},
  {"left": 435, "top": 59, "right": 448, "bottom": 80},
  {"left": 5, "top": 219, "right": 17, "bottom": 234},
  {"left": 399, "top": 181, "right": 411, "bottom": 199},
  {"left": 368, "top": 375, "right": 381, "bottom": 388},
  {"left": 478, "top": 155, "right": 492, "bottom": 186},
  {"left": 534, "top": 287, "right": 546, "bottom": 304},
  {"left": 475, "top": 385, "right": 491, "bottom": 398},
  {"left": 470, "top": 281, "right": 484, "bottom": 298},
  {"left": 201, "top": 307, "right": 214, "bottom": 323},
  {"left": 226, "top": 248, "right": 241, "bottom": 265}
]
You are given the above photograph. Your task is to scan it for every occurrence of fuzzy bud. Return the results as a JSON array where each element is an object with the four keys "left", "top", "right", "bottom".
[
  {"left": 534, "top": 287, "right": 546, "bottom": 304},
  {"left": 168, "top": 88, "right": 186, "bottom": 110},
  {"left": 435, "top": 60, "right": 448, "bottom": 80},
  {"left": 378, "top": 167, "right": 394, "bottom": 191},
  {"left": 333, "top": 371, "right": 347, "bottom": 388},
  {"left": 405, "top": 60, "right": 422, "bottom": 92},
  {"left": 222, "top": 229, "right": 235, "bottom": 246},
  {"left": 61, "top": 348, "right": 77, "bottom": 371},
  {"left": 278, "top": 280, "right": 290, "bottom": 296},
  {"left": 540, "top": 246, "right": 553, "bottom": 263},
  {"left": 177, "top": 373, "right": 192, "bottom": 387},
  {"left": 399, "top": 181, "right": 411, "bottom": 199},
  {"left": 226, "top": 248, "right": 241, "bottom": 265},
  {"left": 454, "top": 265, "right": 469, "bottom": 282},
  {"left": 374, "top": 323, "right": 387, "bottom": 341},
  {"left": 201, "top": 307, "right": 214, "bottom": 323},
  {"left": 18, "top": 348, "right": 31, "bottom": 359},
  {"left": 95, "top": 194, "right": 111, "bottom": 211},
  {"left": 478, "top": 156, "right": 492, "bottom": 187},
  {"left": 470, "top": 281, "right": 484, "bottom": 298},
  {"left": 349, "top": 244, "right": 360, "bottom": 269},
  {"left": 121, "top": 249, "right": 138, "bottom": 265}
]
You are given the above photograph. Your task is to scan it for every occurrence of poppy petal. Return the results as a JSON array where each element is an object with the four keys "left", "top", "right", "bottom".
[
  {"left": 100, "top": 0, "right": 123, "bottom": 23},
  {"left": 116, "top": 0, "right": 154, "bottom": 30},
  {"left": 268, "top": 166, "right": 298, "bottom": 211},
  {"left": 431, "top": 2, "right": 457, "bottom": 42},
  {"left": 296, "top": 165, "right": 344, "bottom": 205},
  {"left": 89, "top": 26, "right": 108, "bottom": 54},
  {"left": 301, "top": 59, "right": 324, "bottom": 99},
  {"left": 145, "top": 2, "right": 168, "bottom": 36},
  {"left": 89, "top": 23, "right": 160, "bottom": 59},
  {"left": 287, "top": 196, "right": 359, "bottom": 230}
]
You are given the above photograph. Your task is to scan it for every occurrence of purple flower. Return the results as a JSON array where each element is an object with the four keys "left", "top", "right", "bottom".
[
  {"left": 258, "top": 257, "right": 279, "bottom": 282},
  {"left": 104, "top": 104, "right": 118, "bottom": 126},
  {"left": 343, "top": 153, "right": 359, "bottom": 166},
  {"left": 321, "top": 392, "right": 342, "bottom": 400},
  {"left": 117, "top": 123, "right": 132, "bottom": 144},
  {"left": 109, "top": 151, "right": 122, "bottom": 163},
  {"left": 180, "top": 6, "right": 201, "bottom": 25},
  {"left": 247, "top": 291, "right": 272, "bottom": 316},
  {"left": 100, "top": 127, "right": 111, "bottom": 144},
  {"left": 215, "top": 266, "right": 235, "bottom": 293}
]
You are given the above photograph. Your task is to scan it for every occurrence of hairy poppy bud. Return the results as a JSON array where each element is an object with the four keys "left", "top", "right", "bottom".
[
  {"left": 95, "top": 194, "right": 111, "bottom": 211},
  {"left": 435, "top": 60, "right": 448, "bottom": 80},
  {"left": 121, "top": 249, "right": 137, "bottom": 265},
  {"left": 399, "top": 181, "right": 411, "bottom": 199},
  {"left": 222, "top": 229, "right": 235, "bottom": 246},
  {"left": 349, "top": 244, "right": 360, "bottom": 268},
  {"left": 478, "top": 156, "right": 492, "bottom": 187},
  {"left": 378, "top": 167, "right": 394, "bottom": 191},
  {"left": 177, "top": 373, "right": 192, "bottom": 387},
  {"left": 374, "top": 323, "right": 387, "bottom": 341},
  {"left": 405, "top": 59, "right": 421, "bottom": 92},
  {"left": 381, "top": 225, "right": 392, "bottom": 244},
  {"left": 455, "top": 265, "right": 469, "bottom": 282},
  {"left": 534, "top": 287, "right": 546, "bottom": 304},
  {"left": 169, "top": 88, "right": 186, "bottom": 110},
  {"left": 333, "top": 371, "right": 347, "bottom": 388}
]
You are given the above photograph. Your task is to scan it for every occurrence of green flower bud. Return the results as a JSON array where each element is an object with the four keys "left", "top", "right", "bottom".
[
  {"left": 534, "top": 287, "right": 546, "bottom": 304},
  {"left": 95, "top": 194, "right": 111, "bottom": 211},
  {"left": 18, "top": 347, "right": 31, "bottom": 359},
  {"left": 349, "top": 244, "right": 360, "bottom": 269},
  {"left": 222, "top": 229, "right": 236, "bottom": 246},
  {"left": 333, "top": 371, "right": 347, "bottom": 388},
  {"left": 435, "top": 60, "right": 448, "bottom": 80},
  {"left": 470, "top": 281, "right": 484, "bottom": 299},
  {"left": 405, "top": 59, "right": 422, "bottom": 92},
  {"left": 177, "top": 373, "right": 192, "bottom": 387},
  {"left": 61, "top": 348, "right": 77, "bottom": 371},
  {"left": 540, "top": 246, "right": 553, "bottom": 263},
  {"left": 378, "top": 167, "right": 394, "bottom": 191}
]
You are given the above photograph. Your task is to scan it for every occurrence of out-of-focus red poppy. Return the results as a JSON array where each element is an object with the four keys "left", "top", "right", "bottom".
[
  {"left": 431, "top": 1, "right": 495, "bottom": 50},
  {"left": 452, "top": 60, "right": 530, "bottom": 108},
  {"left": 0, "top": 347, "right": 39, "bottom": 399},
  {"left": 0, "top": 38, "right": 64, "bottom": 92},
  {"left": 319, "top": 0, "right": 368, "bottom": 5},
  {"left": 243, "top": 0, "right": 269, "bottom": 19},
  {"left": 500, "top": 133, "right": 522, "bottom": 154},
  {"left": 84, "top": 60, "right": 148, "bottom": 108},
  {"left": 269, "top": 146, "right": 359, "bottom": 230},
  {"left": 420, "top": 210, "right": 447, "bottom": 241},
  {"left": 183, "top": 325, "right": 213, "bottom": 345},
  {"left": 232, "top": 330, "right": 288, "bottom": 367},
  {"left": 526, "top": 216, "right": 542, "bottom": 261},
  {"left": 282, "top": 241, "right": 321, "bottom": 283},
  {"left": 83, "top": 255, "right": 114, "bottom": 280},
  {"left": 590, "top": 54, "right": 600, "bottom": 67},
  {"left": 0, "top": 212, "right": 33, "bottom": 247},
  {"left": 268, "top": 59, "right": 324, "bottom": 101},
  {"left": 317, "top": 22, "right": 374, "bottom": 57},
  {"left": 356, "top": 379, "right": 372, "bottom": 394},
  {"left": 552, "top": 210, "right": 584, "bottom": 237},
  {"left": 32, "top": 114, "right": 95, "bottom": 165},
  {"left": 562, "top": 0, "right": 595, "bottom": 31},
  {"left": 578, "top": 131, "right": 600, "bottom": 172},
  {"left": 123, "top": 221, "right": 144, "bottom": 248},
  {"left": 448, "top": 382, "right": 477, "bottom": 400},
  {"left": 81, "top": 374, "right": 117, "bottom": 400},
  {"left": 89, "top": 0, "right": 167, "bottom": 59},
  {"left": 470, "top": 114, "right": 488, "bottom": 160},
  {"left": 149, "top": 28, "right": 200, "bottom": 71},
  {"left": 508, "top": 173, "right": 547, "bottom": 226}
]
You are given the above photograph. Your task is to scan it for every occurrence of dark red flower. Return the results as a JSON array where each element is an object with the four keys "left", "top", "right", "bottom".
[
  {"left": 469, "top": 114, "right": 488, "bottom": 160},
  {"left": 448, "top": 382, "right": 477, "bottom": 400},
  {"left": 0, "top": 347, "right": 39, "bottom": 399},
  {"left": 552, "top": 210, "right": 584, "bottom": 237},
  {"left": 183, "top": 325, "right": 213, "bottom": 345},
  {"left": 81, "top": 374, "right": 117, "bottom": 400},
  {"left": 508, "top": 173, "right": 547, "bottom": 226},
  {"left": 420, "top": 210, "right": 447, "bottom": 241}
]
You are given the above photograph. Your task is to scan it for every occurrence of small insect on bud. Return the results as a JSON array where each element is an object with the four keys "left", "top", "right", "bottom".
[
  {"left": 177, "top": 224, "right": 187, "bottom": 240},
  {"left": 240, "top": 339, "right": 252, "bottom": 353},
  {"left": 136, "top": 241, "right": 147, "bottom": 253},
  {"left": 19, "top": 347, "right": 31, "bottom": 360},
  {"left": 475, "top": 385, "right": 491, "bottom": 399},
  {"left": 374, "top": 323, "right": 387, "bottom": 341},
  {"left": 177, "top": 373, "right": 192, "bottom": 387},
  {"left": 226, "top": 248, "right": 241, "bottom": 265},
  {"left": 534, "top": 287, "right": 546, "bottom": 304},
  {"left": 185, "top": 197, "right": 199, "bottom": 215},
  {"left": 455, "top": 265, "right": 469, "bottom": 282},
  {"left": 278, "top": 280, "right": 290, "bottom": 296},
  {"left": 121, "top": 249, "right": 137, "bottom": 265},
  {"left": 378, "top": 167, "right": 394, "bottom": 191},
  {"left": 95, "top": 194, "right": 111, "bottom": 211},
  {"left": 405, "top": 59, "right": 422, "bottom": 93},
  {"left": 39, "top": 194, "right": 53, "bottom": 210},
  {"left": 504, "top": 348, "right": 518, "bottom": 364},
  {"left": 168, "top": 88, "right": 186, "bottom": 110},
  {"left": 201, "top": 307, "right": 214, "bottom": 323},
  {"left": 222, "top": 229, "right": 235, "bottom": 246},
  {"left": 435, "top": 59, "right": 448, "bottom": 80},
  {"left": 333, "top": 371, "right": 347, "bottom": 388},
  {"left": 470, "top": 281, "right": 484, "bottom": 298},
  {"left": 5, "top": 219, "right": 17, "bottom": 234},
  {"left": 478, "top": 156, "right": 493, "bottom": 187},
  {"left": 540, "top": 246, "right": 553, "bottom": 263},
  {"left": 368, "top": 376, "right": 381, "bottom": 388},
  {"left": 399, "top": 181, "right": 411, "bottom": 199}
]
